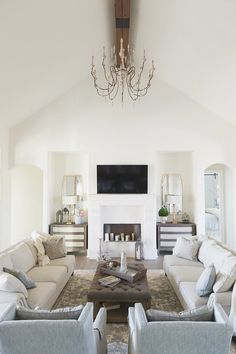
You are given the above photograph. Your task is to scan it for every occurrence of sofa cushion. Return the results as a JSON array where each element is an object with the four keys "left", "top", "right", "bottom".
[
  {"left": 9, "top": 243, "right": 36, "bottom": 273},
  {"left": 198, "top": 240, "right": 216, "bottom": 266},
  {"left": 3, "top": 267, "right": 36, "bottom": 289},
  {"left": 168, "top": 266, "right": 203, "bottom": 286},
  {"left": 42, "top": 236, "right": 66, "bottom": 260},
  {"left": 163, "top": 255, "right": 204, "bottom": 268},
  {"left": 16, "top": 305, "right": 84, "bottom": 320},
  {"left": 146, "top": 305, "right": 214, "bottom": 322},
  {"left": 196, "top": 265, "right": 216, "bottom": 297},
  {"left": 173, "top": 237, "right": 201, "bottom": 261},
  {"left": 198, "top": 240, "right": 232, "bottom": 272},
  {"left": 213, "top": 255, "right": 236, "bottom": 293},
  {"left": 48, "top": 255, "right": 75, "bottom": 274},
  {"left": 27, "top": 282, "right": 57, "bottom": 309},
  {"left": 179, "top": 282, "right": 209, "bottom": 308},
  {"left": 27, "top": 266, "right": 67, "bottom": 284},
  {"left": 0, "top": 253, "right": 13, "bottom": 271},
  {"left": 0, "top": 271, "right": 28, "bottom": 298}
]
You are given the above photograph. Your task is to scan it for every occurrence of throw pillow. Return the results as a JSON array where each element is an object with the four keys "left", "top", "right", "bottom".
[
  {"left": 42, "top": 236, "right": 67, "bottom": 260},
  {"left": 0, "top": 271, "right": 28, "bottom": 298},
  {"left": 213, "top": 255, "right": 236, "bottom": 293},
  {"left": 3, "top": 267, "right": 36, "bottom": 289},
  {"left": 196, "top": 265, "right": 216, "bottom": 297},
  {"left": 173, "top": 236, "right": 201, "bottom": 261},
  {"left": 146, "top": 309, "right": 180, "bottom": 321},
  {"left": 31, "top": 231, "right": 50, "bottom": 266},
  {"left": 179, "top": 305, "right": 214, "bottom": 321},
  {"left": 146, "top": 305, "right": 214, "bottom": 322},
  {"left": 16, "top": 305, "right": 84, "bottom": 320}
]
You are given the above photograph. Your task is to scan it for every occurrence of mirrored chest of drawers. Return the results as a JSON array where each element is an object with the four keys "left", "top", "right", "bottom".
[
  {"left": 49, "top": 223, "right": 88, "bottom": 253},
  {"left": 156, "top": 222, "right": 196, "bottom": 254}
]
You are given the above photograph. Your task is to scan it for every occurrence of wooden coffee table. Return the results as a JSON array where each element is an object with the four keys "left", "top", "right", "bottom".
[{"left": 87, "top": 263, "right": 151, "bottom": 323}]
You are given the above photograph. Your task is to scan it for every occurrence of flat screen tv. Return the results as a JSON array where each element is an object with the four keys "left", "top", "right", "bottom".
[{"left": 97, "top": 165, "right": 148, "bottom": 194}]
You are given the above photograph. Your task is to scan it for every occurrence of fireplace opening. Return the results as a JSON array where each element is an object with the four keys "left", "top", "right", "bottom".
[{"left": 103, "top": 223, "right": 141, "bottom": 242}]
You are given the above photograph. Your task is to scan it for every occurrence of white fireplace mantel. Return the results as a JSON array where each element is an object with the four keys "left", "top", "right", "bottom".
[{"left": 87, "top": 194, "right": 157, "bottom": 259}]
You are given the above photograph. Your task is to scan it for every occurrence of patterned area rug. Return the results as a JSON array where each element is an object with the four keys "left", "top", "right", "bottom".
[
  {"left": 53, "top": 269, "right": 183, "bottom": 345},
  {"left": 53, "top": 269, "right": 236, "bottom": 354}
]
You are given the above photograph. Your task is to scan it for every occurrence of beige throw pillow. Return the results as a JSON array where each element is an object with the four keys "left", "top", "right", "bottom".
[
  {"left": 213, "top": 255, "right": 236, "bottom": 293},
  {"left": 42, "top": 236, "right": 66, "bottom": 260},
  {"left": 173, "top": 236, "right": 201, "bottom": 261},
  {"left": 31, "top": 231, "right": 50, "bottom": 266}
]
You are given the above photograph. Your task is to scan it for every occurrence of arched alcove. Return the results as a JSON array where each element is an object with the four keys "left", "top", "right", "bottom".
[
  {"left": 204, "top": 163, "right": 234, "bottom": 246},
  {"left": 10, "top": 165, "right": 43, "bottom": 244}
]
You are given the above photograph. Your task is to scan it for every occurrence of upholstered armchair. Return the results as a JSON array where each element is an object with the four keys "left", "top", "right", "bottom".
[
  {"left": 0, "top": 302, "right": 107, "bottom": 354},
  {"left": 128, "top": 303, "right": 233, "bottom": 354}
]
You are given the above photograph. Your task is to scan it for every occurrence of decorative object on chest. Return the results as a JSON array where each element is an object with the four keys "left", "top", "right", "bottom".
[
  {"left": 49, "top": 223, "right": 88, "bottom": 254},
  {"left": 156, "top": 222, "right": 197, "bottom": 254}
]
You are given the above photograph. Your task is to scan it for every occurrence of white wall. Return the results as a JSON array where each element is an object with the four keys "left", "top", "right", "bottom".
[
  {"left": 47, "top": 151, "right": 89, "bottom": 225},
  {"left": 0, "top": 126, "right": 10, "bottom": 250},
  {"left": 7, "top": 78, "right": 236, "bottom": 251},
  {"left": 10, "top": 165, "right": 43, "bottom": 244}
]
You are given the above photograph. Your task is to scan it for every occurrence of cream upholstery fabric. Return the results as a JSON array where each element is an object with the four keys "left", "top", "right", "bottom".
[
  {"left": 168, "top": 266, "right": 203, "bottom": 286},
  {"left": 0, "top": 253, "right": 13, "bottom": 271},
  {"left": 163, "top": 255, "right": 204, "bottom": 268},
  {"left": 27, "top": 282, "right": 57, "bottom": 309},
  {"left": 198, "top": 240, "right": 232, "bottom": 272},
  {"left": 9, "top": 243, "right": 36, "bottom": 273},
  {"left": 25, "top": 239, "right": 38, "bottom": 264},
  {"left": 0, "top": 272, "right": 28, "bottom": 298},
  {"left": 213, "top": 255, "right": 236, "bottom": 293},
  {"left": 27, "top": 266, "right": 67, "bottom": 284},
  {"left": 48, "top": 255, "right": 75, "bottom": 274},
  {"left": 179, "top": 282, "right": 209, "bottom": 308}
]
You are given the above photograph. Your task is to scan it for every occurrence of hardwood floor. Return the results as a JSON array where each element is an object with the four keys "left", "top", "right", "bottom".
[{"left": 75, "top": 255, "right": 164, "bottom": 270}]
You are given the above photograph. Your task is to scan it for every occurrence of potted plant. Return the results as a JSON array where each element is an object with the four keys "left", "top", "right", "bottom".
[{"left": 158, "top": 206, "right": 169, "bottom": 223}]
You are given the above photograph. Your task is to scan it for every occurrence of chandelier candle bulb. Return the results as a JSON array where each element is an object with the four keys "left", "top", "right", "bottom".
[{"left": 91, "top": 0, "right": 155, "bottom": 102}]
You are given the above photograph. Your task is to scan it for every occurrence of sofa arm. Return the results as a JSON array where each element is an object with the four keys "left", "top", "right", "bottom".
[
  {"left": 208, "top": 291, "right": 232, "bottom": 308},
  {"left": 93, "top": 308, "right": 107, "bottom": 354},
  {"left": 0, "top": 303, "right": 16, "bottom": 322},
  {"left": 0, "top": 291, "right": 28, "bottom": 308}
]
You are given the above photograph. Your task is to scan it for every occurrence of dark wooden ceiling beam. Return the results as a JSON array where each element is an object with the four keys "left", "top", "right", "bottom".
[{"left": 115, "top": 0, "right": 130, "bottom": 67}]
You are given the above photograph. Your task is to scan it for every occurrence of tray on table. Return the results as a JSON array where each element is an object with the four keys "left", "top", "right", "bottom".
[{"left": 99, "top": 261, "right": 147, "bottom": 283}]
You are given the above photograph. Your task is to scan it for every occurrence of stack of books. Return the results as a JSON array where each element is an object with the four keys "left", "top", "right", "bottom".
[{"left": 98, "top": 275, "right": 121, "bottom": 287}]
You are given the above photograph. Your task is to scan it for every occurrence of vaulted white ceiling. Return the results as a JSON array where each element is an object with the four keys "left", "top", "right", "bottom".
[{"left": 0, "top": 0, "right": 236, "bottom": 127}]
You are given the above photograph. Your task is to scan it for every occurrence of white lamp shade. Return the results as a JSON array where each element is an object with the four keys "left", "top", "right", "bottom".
[{"left": 62, "top": 195, "right": 77, "bottom": 205}]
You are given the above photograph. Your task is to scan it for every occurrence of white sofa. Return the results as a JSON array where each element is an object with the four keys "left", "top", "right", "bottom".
[
  {"left": 0, "top": 238, "right": 75, "bottom": 309},
  {"left": 163, "top": 237, "right": 236, "bottom": 333}
]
